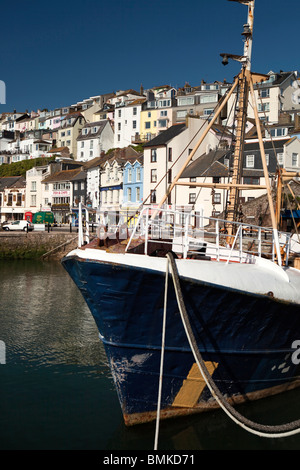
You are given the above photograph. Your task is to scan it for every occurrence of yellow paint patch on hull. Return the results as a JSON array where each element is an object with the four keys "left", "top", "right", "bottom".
[{"left": 172, "top": 362, "right": 218, "bottom": 408}]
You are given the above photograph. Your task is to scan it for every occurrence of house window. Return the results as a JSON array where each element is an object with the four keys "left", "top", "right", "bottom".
[
  {"left": 258, "top": 102, "right": 270, "bottom": 112},
  {"left": 260, "top": 88, "right": 270, "bottom": 98},
  {"left": 292, "top": 153, "right": 298, "bottom": 167},
  {"left": 133, "top": 120, "right": 136, "bottom": 129},
  {"left": 128, "top": 168, "right": 132, "bottom": 183},
  {"left": 136, "top": 187, "right": 140, "bottom": 201},
  {"left": 7, "top": 194, "right": 13, "bottom": 206},
  {"left": 189, "top": 193, "right": 196, "bottom": 204},
  {"left": 31, "top": 195, "right": 36, "bottom": 206},
  {"left": 136, "top": 167, "right": 141, "bottom": 182},
  {"left": 145, "top": 122, "right": 151, "bottom": 129},
  {"left": 265, "top": 154, "right": 269, "bottom": 166},
  {"left": 213, "top": 176, "right": 220, "bottom": 183},
  {"left": 150, "top": 190, "right": 156, "bottom": 203},
  {"left": 213, "top": 193, "right": 221, "bottom": 204},
  {"left": 277, "top": 153, "right": 284, "bottom": 165},
  {"left": 246, "top": 155, "right": 255, "bottom": 168},
  {"left": 204, "top": 108, "right": 214, "bottom": 116},
  {"left": 128, "top": 188, "right": 132, "bottom": 202},
  {"left": 81, "top": 142, "right": 84, "bottom": 148},
  {"left": 151, "top": 149, "right": 157, "bottom": 162},
  {"left": 133, "top": 107, "right": 137, "bottom": 116},
  {"left": 151, "top": 169, "right": 157, "bottom": 183},
  {"left": 168, "top": 169, "right": 172, "bottom": 184},
  {"left": 243, "top": 177, "right": 260, "bottom": 185},
  {"left": 31, "top": 181, "right": 36, "bottom": 191},
  {"left": 168, "top": 148, "right": 172, "bottom": 162}
]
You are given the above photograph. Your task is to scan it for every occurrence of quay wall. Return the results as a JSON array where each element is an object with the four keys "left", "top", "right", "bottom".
[{"left": 0, "top": 231, "right": 79, "bottom": 260}]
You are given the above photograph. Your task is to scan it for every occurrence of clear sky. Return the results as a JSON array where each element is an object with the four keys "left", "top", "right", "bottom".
[{"left": 0, "top": 0, "right": 299, "bottom": 113}]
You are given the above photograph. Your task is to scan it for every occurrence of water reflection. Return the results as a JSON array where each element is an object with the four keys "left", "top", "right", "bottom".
[
  {"left": 1, "top": 260, "right": 300, "bottom": 450},
  {"left": 0, "top": 260, "right": 109, "bottom": 372}
]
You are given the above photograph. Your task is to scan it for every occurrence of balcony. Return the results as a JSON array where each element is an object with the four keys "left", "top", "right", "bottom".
[{"left": 131, "top": 133, "right": 156, "bottom": 144}]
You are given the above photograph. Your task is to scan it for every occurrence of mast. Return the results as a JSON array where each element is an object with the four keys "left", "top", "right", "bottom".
[
  {"left": 222, "top": 0, "right": 255, "bottom": 233},
  {"left": 154, "top": 0, "right": 282, "bottom": 265}
]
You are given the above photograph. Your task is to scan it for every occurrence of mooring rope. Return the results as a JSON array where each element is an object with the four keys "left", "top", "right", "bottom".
[
  {"left": 165, "top": 251, "right": 300, "bottom": 439},
  {"left": 154, "top": 257, "right": 169, "bottom": 450}
]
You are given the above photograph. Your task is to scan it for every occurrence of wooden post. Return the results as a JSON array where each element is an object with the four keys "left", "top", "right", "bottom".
[{"left": 248, "top": 71, "right": 282, "bottom": 265}]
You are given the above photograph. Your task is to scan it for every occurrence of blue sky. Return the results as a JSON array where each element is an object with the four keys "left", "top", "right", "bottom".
[{"left": 0, "top": 0, "right": 299, "bottom": 113}]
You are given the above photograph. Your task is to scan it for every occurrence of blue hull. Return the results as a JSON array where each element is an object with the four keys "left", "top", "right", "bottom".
[{"left": 62, "top": 254, "right": 300, "bottom": 425}]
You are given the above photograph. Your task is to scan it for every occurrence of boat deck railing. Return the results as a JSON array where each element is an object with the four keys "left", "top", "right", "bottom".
[
  {"left": 77, "top": 204, "right": 294, "bottom": 266},
  {"left": 124, "top": 207, "right": 292, "bottom": 265}
]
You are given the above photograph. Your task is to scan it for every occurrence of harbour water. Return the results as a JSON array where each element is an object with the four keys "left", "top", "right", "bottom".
[{"left": 0, "top": 259, "right": 300, "bottom": 451}]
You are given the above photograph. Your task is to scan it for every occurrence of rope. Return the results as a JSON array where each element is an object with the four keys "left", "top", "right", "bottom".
[
  {"left": 154, "top": 256, "right": 169, "bottom": 450},
  {"left": 165, "top": 251, "right": 300, "bottom": 438}
]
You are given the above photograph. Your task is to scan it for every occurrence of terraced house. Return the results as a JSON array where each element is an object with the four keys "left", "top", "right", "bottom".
[
  {"left": 0, "top": 176, "right": 26, "bottom": 222},
  {"left": 77, "top": 120, "right": 114, "bottom": 162},
  {"left": 57, "top": 112, "right": 85, "bottom": 159}
]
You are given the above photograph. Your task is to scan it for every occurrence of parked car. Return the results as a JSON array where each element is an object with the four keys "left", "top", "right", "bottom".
[{"left": 2, "top": 220, "right": 34, "bottom": 231}]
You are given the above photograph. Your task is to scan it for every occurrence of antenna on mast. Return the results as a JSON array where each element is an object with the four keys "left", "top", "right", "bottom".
[{"left": 220, "top": 0, "right": 255, "bottom": 70}]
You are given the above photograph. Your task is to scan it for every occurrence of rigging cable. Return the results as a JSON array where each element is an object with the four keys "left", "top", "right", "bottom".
[{"left": 165, "top": 251, "right": 300, "bottom": 439}]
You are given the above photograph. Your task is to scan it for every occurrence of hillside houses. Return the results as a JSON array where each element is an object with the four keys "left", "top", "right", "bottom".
[{"left": 1, "top": 69, "right": 300, "bottom": 224}]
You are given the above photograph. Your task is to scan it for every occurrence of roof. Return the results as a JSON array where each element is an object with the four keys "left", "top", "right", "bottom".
[
  {"left": 70, "top": 170, "right": 87, "bottom": 181},
  {"left": 77, "top": 120, "right": 109, "bottom": 141},
  {"left": 47, "top": 146, "right": 70, "bottom": 154},
  {"left": 102, "top": 147, "right": 142, "bottom": 168},
  {"left": 143, "top": 123, "right": 186, "bottom": 148},
  {"left": 180, "top": 150, "right": 230, "bottom": 178},
  {"left": 244, "top": 138, "right": 290, "bottom": 151},
  {"left": 42, "top": 168, "right": 82, "bottom": 183},
  {"left": 82, "top": 156, "right": 107, "bottom": 170},
  {"left": 0, "top": 176, "right": 26, "bottom": 190}
]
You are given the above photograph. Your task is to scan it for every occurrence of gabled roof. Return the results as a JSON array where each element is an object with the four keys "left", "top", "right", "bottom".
[
  {"left": 143, "top": 123, "right": 186, "bottom": 148},
  {"left": 180, "top": 149, "right": 230, "bottom": 178},
  {"left": 0, "top": 176, "right": 26, "bottom": 190},
  {"left": 77, "top": 120, "right": 110, "bottom": 141}
]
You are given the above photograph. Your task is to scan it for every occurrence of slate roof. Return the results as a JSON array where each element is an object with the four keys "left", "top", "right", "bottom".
[
  {"left": 42, "top": 169, "right": 83, "bottom": 183},
  {"left": 77, "top": 120, "right": 110, "bottom": 141},
  {"left": 0, "top": 176, "right": 25, "bottom": 190},
  {"left": 143, "top": 123, "right": 186, "bottom": 148},
  {"left": 180, "top": 150, "right": 230, "bottom": 178}
]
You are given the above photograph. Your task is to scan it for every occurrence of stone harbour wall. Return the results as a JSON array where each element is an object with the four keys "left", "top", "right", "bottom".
[{"left": 0, "top": 231, "right": 79, "bottom": 260}]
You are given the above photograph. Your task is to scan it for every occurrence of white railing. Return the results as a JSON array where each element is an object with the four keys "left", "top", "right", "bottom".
[
  {"left": 78, "top": 203, "right": 90, "bottom": 247},
  {"left": 124, "top": 207, "right": 292, "bottom": 266},
  {"left": 77, "top": 205, "right": 294, "bottom": 266}
]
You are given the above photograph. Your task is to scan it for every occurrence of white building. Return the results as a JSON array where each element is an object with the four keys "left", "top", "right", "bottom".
[
  {"left": 26, "top": 165, "right": 52, "bottom": 213},
  {"left": 77, "top": 120, "right": 114, "bottom": 162},
  {"left": 112, "top": 90, "right": 145, "bottom": 148},
  {"left": 143, "top": 116, "right": 231, "bottom": 210},
  {"left": 227, "top": 71, "right": 300, "bottom": 126}
]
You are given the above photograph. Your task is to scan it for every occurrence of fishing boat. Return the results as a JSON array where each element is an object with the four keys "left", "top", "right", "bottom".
[{"left": 62, "top": 0, "right": 300, "bottom": 433}]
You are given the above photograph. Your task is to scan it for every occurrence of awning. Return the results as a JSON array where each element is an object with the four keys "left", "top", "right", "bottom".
[{"left": 282, "top": 210, "right": 300, "bottom": 219}]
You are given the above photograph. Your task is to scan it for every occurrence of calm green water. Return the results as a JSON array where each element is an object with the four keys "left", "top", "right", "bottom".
[{"left": 0, "top": 259, "right": 300, "bottom": 450}]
